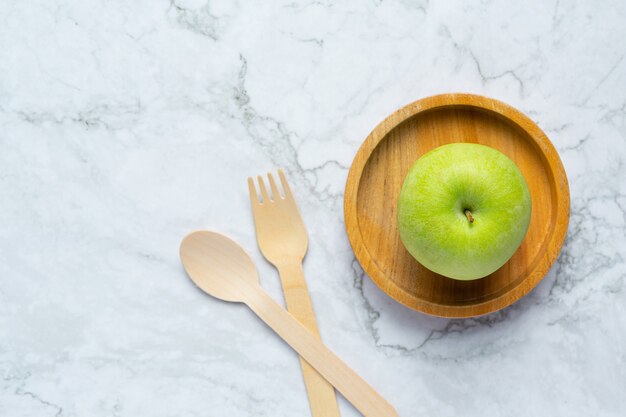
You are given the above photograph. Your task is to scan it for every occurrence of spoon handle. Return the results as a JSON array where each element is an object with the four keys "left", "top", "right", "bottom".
[{"left": 245, "top": 288, "right": 399, "bottom": 417}]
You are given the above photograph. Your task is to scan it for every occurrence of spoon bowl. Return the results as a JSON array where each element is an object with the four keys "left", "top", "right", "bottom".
[{"left": 180, "top": 231, "right": 259, "bottom": 303}]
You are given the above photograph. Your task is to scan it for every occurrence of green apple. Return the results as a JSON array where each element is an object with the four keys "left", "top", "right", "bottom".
[{"left": 397, "top": 143, "right": 532, "bottom": 280}]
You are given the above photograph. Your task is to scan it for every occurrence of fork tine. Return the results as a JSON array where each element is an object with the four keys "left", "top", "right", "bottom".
[
  {"left": 247, "top": 177, "right": 259, "bottom": 206},
  {"left": 278, "top": 168, "right": 293, "bottom": 199},
  {"left": 257, "top": 175, "right": 270, "bottom": 202},
  {"left": 267, "top": 172, "right": 282, "bottom": 200}
]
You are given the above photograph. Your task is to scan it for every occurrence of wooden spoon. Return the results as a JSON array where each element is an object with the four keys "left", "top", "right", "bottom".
[{"left": 179, "top": 231, "right": 399, "bottom": 417}]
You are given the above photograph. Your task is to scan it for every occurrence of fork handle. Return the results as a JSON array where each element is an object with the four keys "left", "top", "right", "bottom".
[
  {"left": 245, "top": 287, "right": 399, "bottom": 417},
  {"left": 276, "top": 261, "right": 340, "bottom": 417}
]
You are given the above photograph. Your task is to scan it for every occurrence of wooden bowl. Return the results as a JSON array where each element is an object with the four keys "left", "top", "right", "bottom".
[{"left": 344, "top": 94, "right": 570, "bottom": 318}]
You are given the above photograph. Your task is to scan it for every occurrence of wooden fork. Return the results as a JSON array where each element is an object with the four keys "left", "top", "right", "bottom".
[{"left": 248, "top": 169, "right": 340, "bottom": 417}]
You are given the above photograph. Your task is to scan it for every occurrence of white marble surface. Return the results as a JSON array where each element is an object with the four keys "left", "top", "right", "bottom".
[{"left": 1, "top": 1, "right": 625, "bottom": 416}]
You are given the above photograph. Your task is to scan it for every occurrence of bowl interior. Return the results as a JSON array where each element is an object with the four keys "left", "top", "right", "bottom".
[{"left": 355, "top": 105, "right": 558, "bottom": 308}]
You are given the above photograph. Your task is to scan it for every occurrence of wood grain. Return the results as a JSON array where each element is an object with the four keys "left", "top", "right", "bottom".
[{"left": 344, "top": 93, "right": 570, "bottom": 318}]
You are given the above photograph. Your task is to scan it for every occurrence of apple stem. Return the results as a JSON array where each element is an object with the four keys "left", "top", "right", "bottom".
[{"left": 464, "top": 209, "right": 474, "bottom": 223}]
